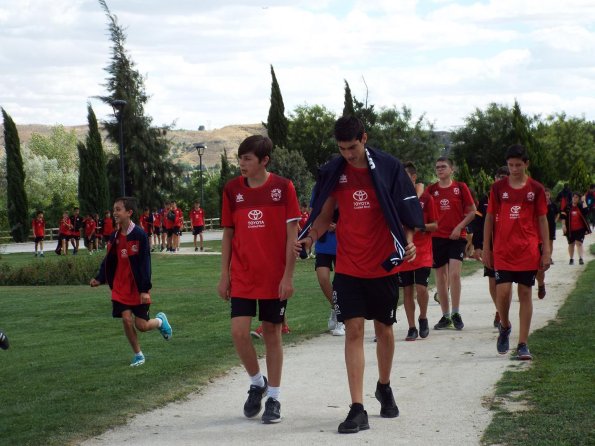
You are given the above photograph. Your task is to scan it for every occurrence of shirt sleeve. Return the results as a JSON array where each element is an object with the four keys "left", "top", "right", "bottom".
[
  {"left": 221, "top": 184, "right": 234, "bottom": 228},
  {"left": 286, "top": 181, "right": 301, "bottom": 222}
]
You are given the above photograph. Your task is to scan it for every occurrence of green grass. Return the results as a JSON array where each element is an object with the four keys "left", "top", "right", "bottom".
[
  {"left": 482, "top": 244, "right": 595, "bottom": 446},
  {"left": 0, "top": 245, "right": 482, "bottom": 445}
]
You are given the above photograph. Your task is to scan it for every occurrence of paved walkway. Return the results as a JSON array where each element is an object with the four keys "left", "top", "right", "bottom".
[{"left": 76, "top": 230, "right": 591, "bottom": 446}]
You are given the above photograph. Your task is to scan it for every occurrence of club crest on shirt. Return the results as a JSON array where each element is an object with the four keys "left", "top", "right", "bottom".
[
  {"left": 271, "top": 188, "right": 282, "bottom": 202},
  {"left": 120, "top": 248, "right": 128, "bottom": 258},
  {"left": 527, "top": 192, "right": 535, "bottom": 202},
  {"left": 247, "top": 209, "right": 265, "bottom": 228},
  {"left": 130, "top": 243, "right": 139, "bottom": 253},
  {"left": 453, "top": 187, "right": 460, "bottom": 195},
  {"left": 235, "top": 193, "right": 244, "bottom": 203},
  {"left": 339, "top": 174, "right": 347, "bottom": 184}
]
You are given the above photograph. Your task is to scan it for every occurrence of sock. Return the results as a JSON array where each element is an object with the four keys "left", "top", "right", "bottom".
[
  {"left": 443, "top": 312, "right": 451, "bottom": 318},
  {"left": 136, "top": 350, "right": 144, "bottom": 357},
  {"left": 452, "top": 308, "right": 460, "bottom": 315},
  {"left": 156, "top": 318, "right": 163, "bottom": 327},
  {"left": 351, "top": 402, "right": 364, "bottom": 412},
  {"left": 377, "top": 381, "right": 390, "bottom": 389},
  {"left": 267, "top": 386, "right": 280, "bottom": 401},
  {"left": 250, "top": 372, "right": 265, "bottom": 388}
]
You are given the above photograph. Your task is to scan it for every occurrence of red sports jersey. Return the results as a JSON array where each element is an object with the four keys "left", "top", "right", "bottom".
[
  {"left": 103, "top": 217, "right": 114, "bottom": 235},
  {"left": 427, "top": 181, "right": 474, "bottom": 239},
  {"left": 174, "top": 208, "right": 184, "bottom": 227},
  {"left": 163, "top": 209, "right": 175, "bottom": 229},
  {"left": 111, "top": 232, "right": 150, "bottom": 305},
  {"left": 569, "top": 206, "right": 585, "bottom": 231},
  {"left": 153, "top": 212, "right": 162, "bottom": 228},
  {"left": 140, "top": 214, "right": 151, "bottom": 233},
  {"left": 299, "top": 211, "right": 309, "bottom": 230},
  {"left": 59, "top": 217, "right": 72, "bottom": 235},
  {"left": 399, "top": 190, "right": 437, "bottom": 272},
  {"left": 331, "top": 164, "right": 394, "bottom": 278},
  {"left": 190, "top": 208, "right": 204, "bottom": 226},
  {"left": 32, "top": 218, "right": 45, "bottom": 237},
  {"left": 222, "top": 173, "right": 300, "bottom": 299},
  {"left": 84, "top": 218, "right": 96, "bottom": 237},
  {"left": 487, "top": 177, "right": 547, "bottom": 271}
]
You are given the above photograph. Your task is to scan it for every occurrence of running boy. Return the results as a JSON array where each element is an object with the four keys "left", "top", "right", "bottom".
[
  {"left": 483, "top": 144, "right": 551, "bottom": 360},
  {"left": 90, "top": 197, "right": 172, "bottom": 366},
  {"left": 217, "top": 135, "right": 300, "bottom": 424},
  {"left": 190, "top": 201, "right": 205, "bottom": 252},
  {"left": 32, "top": 210, "right": 45, "bottom": 257}
]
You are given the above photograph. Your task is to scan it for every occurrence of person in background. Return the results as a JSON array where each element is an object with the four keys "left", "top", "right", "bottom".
[{"left": 32, "top": 210, "right": 45, "bottom": 257}]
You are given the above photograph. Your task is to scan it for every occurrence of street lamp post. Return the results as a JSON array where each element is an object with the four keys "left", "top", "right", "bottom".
[
  {"left": 111, "top": 99, "right": 127, "bottom": 196},
  {"left": 193, "top": 143, "right": 207, "bottom": 206}
]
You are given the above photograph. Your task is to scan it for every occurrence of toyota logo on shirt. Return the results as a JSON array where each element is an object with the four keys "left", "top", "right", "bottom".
[
  {"left": 509, "top": 205, "right": 521, "bottom": 219},
  {"left": 440, "top": 199, "right": 449, "bottom": 206},
  {"left": 352, "top": 190, "right": 370, "bottom": 210},
  {"left": 247, "top": 209, "right": 265, "bottom": 228},
  {"left": 439, "top": 198, "right": 451, "bottom": 211}
]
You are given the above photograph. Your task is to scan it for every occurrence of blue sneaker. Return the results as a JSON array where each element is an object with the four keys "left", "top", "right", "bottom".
[
  {"left": 516, "top": 343, "right": 533, "bottom": 360},
  {"left": 497, "top": 323, "right": 511, "bottom": 355},
  {"left": 130, "top": 353, "right": 145, "bottom": 367},
  {"left": 156, "top": 312, "right": 172, "bottom": 340}
]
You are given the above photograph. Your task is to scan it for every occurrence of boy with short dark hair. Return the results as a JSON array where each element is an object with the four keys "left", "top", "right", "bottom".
[
  {"left": 90, "top": 197, "right": 172, "bottom": 367},
  {"left": 218, "top": 135, "right": 301, "bottom": 424},
  {"left": 32, "top": 210, "right": 45, "bottom": 257},
  {"left": 56, "top": 211, "right": 73, "bottom": 255},
  {"left": 83, "top": 213, "right": 97, "bottom": 254},
  {"left": 190, "top": 201, "right": 205, "bottom": 252},
  {"left": 562, "top": 192, "right": 591, "bottom": 265}
]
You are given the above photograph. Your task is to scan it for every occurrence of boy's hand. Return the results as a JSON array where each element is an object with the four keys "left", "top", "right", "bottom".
[
  {"left": 140, "top": 293, "right": 150, "bottom": 304},
  {"left": 403, "top": 241, "right": 416, "bottom": 262},
  {"left": 89, "top": 278, "right": 101, "bottom": 287},
  {"left": 278, "top": 276, "right": 294, "bottom": 301},
  {"left": 482, "top": 247, "right": 493, "bottom": 269},
  {"left": 217, "top": 276, "right": 231, "bottom": 301},
  {"left": 294, "top": 238, "right": 311, "bottom": 259}
]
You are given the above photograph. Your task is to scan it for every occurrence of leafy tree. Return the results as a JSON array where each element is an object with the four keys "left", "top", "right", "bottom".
[
  {"left": 570, "top": 159, "right": 591, "bottom": 194},
  {"left": 28, "top": 125, "right": 78, "bottom": 173},
  {"left": 343, "top": 80, "right": 355, "bottom": 117},
  {"left": 456, "top": 159, "right": 474, "bottom": 190},
  {"left": 217, "top": 149, "right": 240, "bottom": 215},
  {"left": 2, "top": 108, "right": 29, "bottom": 242},
  {"left": 352, "top": 77, "right": 376, "bottom": 131},
  {"left": 287, "top": 104, "right": 337, "bottom": 176},
  {"left": 474, "top": 168, "right": 493, "bottom": 200},
  {"left": 97, "top": 0, "right": 181, "bottom": 207},
  {"left": 78, "top": 104, "right": 110, "bottom": 215},
  {"left": 265, "top": 65, "right": 289, "bottom": 148},
  {"left": 268, "top": 147, "right": 314, "bottom": 204}
]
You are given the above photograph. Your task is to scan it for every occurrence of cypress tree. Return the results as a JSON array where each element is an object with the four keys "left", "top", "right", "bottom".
[
  {"left": 2, "top": 108, "right": 29, "bottom": 242},
  {"left": 266, "top": 65, "right": 289, "bottom": 148},
  {"left": 343, "top": 80, "right": 355, "bottom": 117}
]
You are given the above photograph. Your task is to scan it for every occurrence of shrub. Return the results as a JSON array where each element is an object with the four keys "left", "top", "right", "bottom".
[{"left": 0, "top": 256, "right": 103, "bottom": 286}]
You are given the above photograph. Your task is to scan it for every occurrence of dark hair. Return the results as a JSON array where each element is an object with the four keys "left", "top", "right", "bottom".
[
  {"left": 36, "top": 210, "right": 44, "bottom": 216},
  {"left": 114, "top": 196, "right": 138, "bottom": 216},
  {"left": 572, "top": 192, "right": 581, "bottom": 198},
  {"left": 496, "top": 165, "right": 510, "bottom": 177},
  {"left": 403, "top": 161, "right": 417, "bottom": 175},
  {"left": 238, "top": 135, "right": 273, "bottom": 163},
  {"left": 334, "top": 116, "right": 365, "bottom": 142},
  {"left": 505, "top": 144, "right": 529, "bottom": 161},
  {"left": 436, "top": 156, "right": 454, "bottom": 167}
]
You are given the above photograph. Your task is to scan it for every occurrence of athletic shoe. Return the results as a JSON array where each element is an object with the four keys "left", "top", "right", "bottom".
[
  {"left": 39, "top": 253, "right": 44, "bottom": 258},
  {"left": 195, "top": 247, "right": 198, "bottom": 252},
  {"left": 338, "top": 405, "right": 369, "bottom": 434},
  {"left": 200, "top": 247, "right": 204, "bottom": 252},
  {"left": 569, "top": 258, "right": 574, "bottom": 265},
  {"left": 418, "top": 318, "right": 429, "bottom": 338},
  {"left": 497, "top": 324, "right": 512, "bottom": 355},
  {"left": 433, "top": 292, "right": 440, "bottom": 303},
  {"left": 156, "top": 312, "right": 172, "bottom": 340},
  {"left": 332, "top": 322, "right": 345, "bottom": 336},
  {"left": 579, "top": 258, "right": 584, "bottom": 265},
  {"left": 405, "top": 327, "right": 418, "bottom": 341},
  {"left": 375, "top": 382, "right": 399, "bottom": 418},
  {"left": 434, "top": 316, "right": 453, "bottom": 330},
  {"left": 244, "top": 376, "right": 268, "bottom": 418},
  {"left": 34, "top": 252, "right": 38, "bottom": 257},
  {"left": 452, "top": 313, "right": 464, "bottom": 330},
  {"left": 550, "top": 259, "right": 554, "bottom": 265},
  {"left": 328, "top": 309, "right": 337, "bottom": 331},
  {"left": 281, "top": 325, "right": 291, "bottom": 335},
  {"left": 538, "top": 285, "right": 546, "bottom": 299},
  {"left": 261, "top": 397, "right": 281, "bottom": 424},
  {"left": 0, "top": 330, "right": 10, "bottom": 350},
  {"left": 130, "top": 353, "right": 145, "bottom": 367},
  {"left": 516, "top": 343, "right": 533, "bottom": 360},
  {"left": 493, "top": 312, "right": 501, "bottom": 328},
  {"left": 251, "top": 325, "right": 263, "bottom": 339}
]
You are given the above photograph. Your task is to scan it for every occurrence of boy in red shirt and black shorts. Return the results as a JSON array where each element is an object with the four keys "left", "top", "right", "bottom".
[
  {"left": 190, "top": 201, "right": 205, "bottom": 252},
  {"left": 218, "top": 135, "right": 300, "bottom": 424},
  {"left": 32, "top": 210, "right": 46, "bottom": 257},
  {"left": 483, "top": 145, "right": 551, "bottom": 360},
  {"left": 562, "top": 192, "right": 591, "bottom": 265}
]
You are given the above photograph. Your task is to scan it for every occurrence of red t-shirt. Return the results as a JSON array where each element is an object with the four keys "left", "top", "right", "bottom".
[
  {"left": 59, "top": 217, "right": 72, "bottom": 236},
  {"left": 222, "top": 173, "right": 300, "bottom": 299},
  {"left": 103, "top": 217, "right": 114, "bottom": 236},
  {"left": 153, "top": 212, "right": 162, "bottom": 228},
  {"left": 111, "top": 231, "right": 150, "bottom": 305},
  {"left": 399, "top": 190, "right": 437, "bottom": 271},
  {"left": 331, "top": 164, "right": 394, "bottom": 278},
  {"left": 174, "top": 208, "right": 184, "bottom": 227},
  {"left": 569, "top": 206, "right": 585, "bottom": 231},
  {"left": 140, "top": 214, "right": 151, "bottom": 233},
  {"left": 32, "top": 219, "right": 45, "bottom": 237},
  {"left": 427, "top": 181, "right": 474, "bottom": 239},
  {"left": 190, "top": 208, "right": 204, "bottom": 226},
  {"left": 299, "top": 211, "right": 309, "bottom": 230},
  {"left": 84, "top": 218, "right": 96, "bottom": 237},
  {"left": 163, "top": 209, "right": 175, "bottom": 229},
  {"left": 487, "top": 177, "right": 547, "bottom": 271}
]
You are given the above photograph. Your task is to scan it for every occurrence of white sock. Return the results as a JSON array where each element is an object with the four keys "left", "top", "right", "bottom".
[
  {"left": 267, "top": 386, "right": 280, "bottom": 401},
  {"left": 156, "top": 318, "right": 163, "bottom": 327},
  {"left": 136, "top": 351, "right": 144, "bottom": 357},
  {"left": 250, "top": 372, "right": 265, "bottom": 388}
]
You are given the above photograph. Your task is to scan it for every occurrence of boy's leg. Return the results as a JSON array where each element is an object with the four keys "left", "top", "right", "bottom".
[
  {"left": 402, "top": 285, "right": 416, "bottom": 328},
  {"left": 496, "top": 282, "right": 513, "bottom": 328},
  {"left": 568, "top": 242, "right": 575, "bottom": 260},
  {"left": 121, "top": 310, "right": 141, "bottom": 354},
  {"left": 231, "top": 316, "right": 259, "bottom": 376},
  {"left": 199, "top": 233, "right": 204, "bottom": 250},
  {"left": 517, "top": 284, "right": 533, "bottom": 345},
  {"left": 193, "top": 233, "right": 197, "bottom": 249},
  {"left": 344, "top": 317, "right": 365, "bottom": 404},
  {"left": 435, "top": 264, "right": 450, "bottom": 313},
  {"left": 134, "top": 317, "right": 160, "bottom": 332},
  {"left": 316, "top": 266, "right": 333, "bottom": 306},
  {"left": 261, "top": 321, "right": 283, "bottom": 387},
  {"left": 577, "top": 241, "right": 584, "bottom": 260},
  {"left": 448, "top": 258, "right": 463, "bottom": 310},
  {"left": 415, "top": 284, "right": 429, "bottom": 320},
  {"left": 374, "top": 320, "right": 394, "bottom": 384}
]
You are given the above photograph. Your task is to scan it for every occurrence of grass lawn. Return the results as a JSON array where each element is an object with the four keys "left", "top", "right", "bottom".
[
  {"left": 482, "top": 244, "right": 595, "bottom": 446},
  {"left": 0, "top": 243, "right": 482, "bottom": 445}
]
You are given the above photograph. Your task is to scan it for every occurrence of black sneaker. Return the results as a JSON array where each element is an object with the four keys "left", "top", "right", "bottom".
[
  {"left": 579, "top": 258, "right": 584, "bottom": 265},
  {"left": 375, "top": 382, "right": 399, "bottom": 418},
  {"left": 452, "top": 313, "right": 464, "bottom": 330},
  {"left": 261, "top": 397, "right": 281, "bottom": 424},
  {"left": 569, "top": 258, "right": 574, "bottom": 265},
  {"left": 405, "top": 327, "right": 418, "bottom": 341},
  {"left": 418, "top": 318, "right": 429, "bottom": 338},
  {"left": 195, "top": 247, "right": 198, "bottom": 252},
  {"left": 338, "top": 404, "right": 369, "bottom": 434},
  {"left": 497, "top": 324, "right": 511, "bottom": 355},
  {"left": 243, "top": 376, "right": 268, "bottom": 418},
  {"left": 434, "top": 316, "right": 453, "bottom": 330}
]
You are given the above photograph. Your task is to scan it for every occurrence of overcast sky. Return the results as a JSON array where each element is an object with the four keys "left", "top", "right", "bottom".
[{"left": 1, "top": 0, "right": 594, "bottom": 131}]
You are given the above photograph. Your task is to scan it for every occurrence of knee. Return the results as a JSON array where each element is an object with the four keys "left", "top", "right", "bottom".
[
  {"left": 230, "top": 325, "right": 251, "bottom": 343},
  {"left": 345, "top": 320, "right": 364, "bottom": 340},
  {"left": 122, "top": 314, "right": 134, "bottom": 328}
]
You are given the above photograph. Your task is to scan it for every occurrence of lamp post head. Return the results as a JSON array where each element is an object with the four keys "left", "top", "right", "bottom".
[
  {"left": 193, "top": 143, "right": 207, "bottom": 157},
  {"left": 111, "top": 99, "right": 127, "bottom": 120}
]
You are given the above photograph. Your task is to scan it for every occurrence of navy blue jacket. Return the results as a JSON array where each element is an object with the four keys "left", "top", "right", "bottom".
[
  {"left": 95, "top": 223, "right": 152, "bottom": 294},
  {"left": 300, "top": 146, "right": 424, "bottom": 271}
]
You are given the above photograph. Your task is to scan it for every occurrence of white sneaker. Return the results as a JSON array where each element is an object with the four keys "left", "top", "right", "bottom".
[
  {"left": 328, "top": 309, "right": 337, "bottom": 331},
  {"left": 332, "top": 322, "right": 345, "bottom": 336}
]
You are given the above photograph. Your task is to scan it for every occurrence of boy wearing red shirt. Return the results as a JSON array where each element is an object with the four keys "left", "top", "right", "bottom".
[
  {"left": 83, "top": 214, "right": 97, "bottom": 254},
  {"left": 151, "top": 208, "right": 161, "bottom": 251},
  {"left": 427, "top": 157, "right": 476, "bottom": 330},
  {"left": 562, "top": 192, "right": 591, "bottom": 265},
  {"left": 32, "top": 210, "right": 46, "bottom": 257},
  {"left": 171, "top": 201, "right": 184, "bottom": 252},
  {"left": 90, "top": 197, "right": 172, "bottom": 367},
  {"left": 483, "top": 145, "right": 551, "bottom": 360},
  {"left": 57, "top": 211, "right": 73, "bottom": 255},
  {"left": 190, "top": 201, "right": 205, "bottom": 252},
  {"left": 102, "top": 210, "right": 115, "bottom": 245},
  {"left": 399, "top": 162, "right": 438, "bottom": 341},
  {"left": 217, "top": 135, "right": 300, "bottom": 424},
  {"left": 298, "top": 203, "right": 310, "bottom": 231}
]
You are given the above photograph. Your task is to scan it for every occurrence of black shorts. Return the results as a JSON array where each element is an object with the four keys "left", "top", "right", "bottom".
[
  {"left": 315, "top": 253, "right": 336, "bottom": 271},
  {"left": 59, "top": 234, "right": 71, "bottom": 242},
  {"left": 332, "top": 273, "right": 398, "bottom": 326},
  {"left": 34, "top": 236, "right": 44, "bottom": 243},
  {"left": 230, "top": 297, "right": 287, "bottom": 324},
  {"left": 71, "top": 233, "right": 81, "bottom": 241},
  {"left": 483, "top": 267, "right": 495, "bottom": 278},
  {"left": 567, "top": 229, "right": 586, "bottom": 244},
  {"left": 495, "top": 270, "right": 537, "bottom": 287},
  {"left": 173, "top": 226, "right": 181, "bottom": 234},
  {"left": 112, "top": 301, "right": 150, "bottom": 320},
  {"left": 153, "top": 227, "right": 161, "bottom": 236},
  {"left": 432, "top": 237, "right": 467, "bottom": 268},
  {"left": 192, "top": 225, "right": 205, "bottom": 235},
  {"left": 397, "top": 267, "right": 431, "bottom": 287},
  {"left": 166, "top": 228, "right": 175, "bottom": 237}
]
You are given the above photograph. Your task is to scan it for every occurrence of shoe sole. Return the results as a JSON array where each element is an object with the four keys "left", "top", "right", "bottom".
[
  {"left": 375, "top": 391, "right": 399, "bottom": 418},
  {"left": 262, "top": 416, "right": 281, "bottom": 424},
  {"left": 338, "top": 425, "right": 369, "bottom": 434},
  {"left": 130, "top": 360, "right": 145, "bottom": 367},
  {"left": 517, "top": 355, "right": 533, "bottom": 360},
  {"left": 250, "top": 331, "right": 263, "bottom": 339},
  {"left": 405, "top": 337, "right": 417, "bottom": 341}
]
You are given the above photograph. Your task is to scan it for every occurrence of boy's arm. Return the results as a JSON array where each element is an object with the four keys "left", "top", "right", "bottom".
[
  {"left": 538, "top": 215, "right": 551, "bottom": 271},
  {"left": 279, "top": 220, "right": 299, "bottom": 301},
  {"left": 482, "top": 213, "right": 494, "bottom": 269},
  {"left": 294, "top": 197, "right": 335, "bottom": 255},
  {"left": 450, "top": 204, "right": 477, "bottom": 240},
  {"left": 217, "top": 227, "right": 234, "bottom": 300}
]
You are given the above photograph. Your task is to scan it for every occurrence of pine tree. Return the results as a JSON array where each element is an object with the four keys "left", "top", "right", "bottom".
[
  {"left": 2, "top": 108, "right": 29, "bottom": 242},
  {"left": 456, "top": 159, "right": 475, "bottom": 191},
  {"left": 78, "top": 104, "right": 110, "bottom": 215},
  {"left": 218, "top": 149, "right": 239, "bottom": 212},
  {"left": 97, "top": 0, "right": 180, "bottom": 206},
  {"left": 266, "top": 65, "right": 289, "bottom": 148},
  {"left": 342, "top": 80, "right": 355, "bottom": 117}
]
